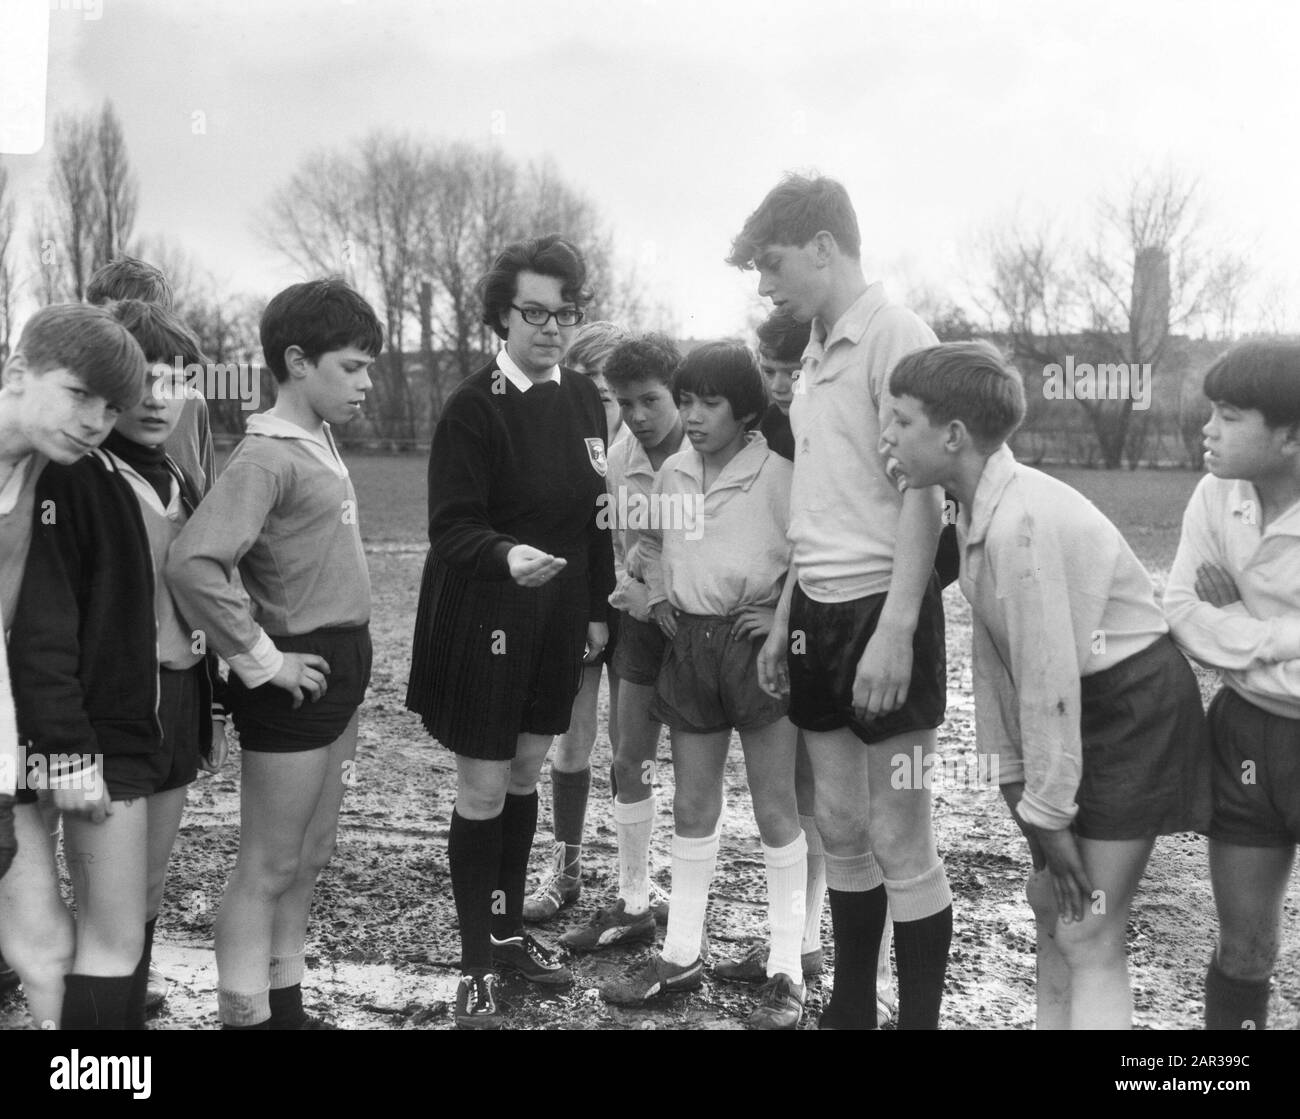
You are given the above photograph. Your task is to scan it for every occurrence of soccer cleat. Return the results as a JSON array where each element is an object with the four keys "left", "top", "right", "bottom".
[
  {"left": 145, "top": 963, "right": 170, "bottom": 1015},
  {"left": 490, "top": 932, "right": 573, "bottom": 986},
  {"left": 599, "top": 953, "right": 703, "bottom": 1005},
  {"left": 455, "top": 973, "right": 502, "bottom": 1030},
  {"left": 747, "top": 973, "right": 804, "bottom": 1030},
  {"left": 522, "top": 844, "right": 582, "bottom": 924},
  {"left": 712, "top": 943, "right": 824, "bottom": 982},
  {"left": 558, "top": 899, "right": 657, "bottom": 952}
]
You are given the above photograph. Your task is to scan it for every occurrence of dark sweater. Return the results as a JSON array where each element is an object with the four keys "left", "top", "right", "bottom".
[
  {"left": 760, "top": 404, "right": 795, "bottom": 462},
  {"left": 427, "top": 359, "right": 615, "bottom": 617},
  {"left": 9, "top": 449, "right": 219, "bottom": 762}
]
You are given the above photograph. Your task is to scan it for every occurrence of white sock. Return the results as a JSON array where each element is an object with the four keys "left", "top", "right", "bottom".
[
  {"left": 613, "top": 793, "right": 655, "bottom": 913},
  {"left": 661, "top": 830, "right": 719, "bottom": 967},
  {"left": 800, "top": 814, "right": 826, "bottom": 954},
  {"left": 764, "top": 831, "right": 808, "bottom": 981}
]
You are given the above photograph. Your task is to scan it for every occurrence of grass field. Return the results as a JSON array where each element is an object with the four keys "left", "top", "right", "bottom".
[{"left": 342, "top": 451, "right": 1205, "bottom": 562}]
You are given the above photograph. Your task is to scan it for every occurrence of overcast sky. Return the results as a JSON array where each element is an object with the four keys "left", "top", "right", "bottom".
[{"left": 2, "top": 0, "right": 1298, "bottom": 337}]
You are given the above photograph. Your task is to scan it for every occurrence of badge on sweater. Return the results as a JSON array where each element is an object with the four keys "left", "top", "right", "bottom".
[{"left": 585, "top": 438, "right": 608, "bottom": 477}]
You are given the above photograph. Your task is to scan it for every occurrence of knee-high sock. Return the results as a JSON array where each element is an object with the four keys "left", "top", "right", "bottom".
[
  {"left": 661, "top": 830, "right": 720, "bottom": 967},
  {"left": 218, "top": 985, "right": 271, "bottom": 1029},
  {"left": 886, "top": 861, "right": 953, "bottom": 1031},
  {"left": 124, "top": 917, "right": 157, "bottom": 1030},
  {"left": 613, "top": 793, "right": 655, "bottom": 913},
  {"left": 492, "top": 791, "right": 538, "bottom": 940},
  {"left": 449, "top": 809, "right": 504, "bottom": 973},
  {"left": 268, "top": 950, "right": 307, "bottom": 1028},
  {"left": 552, "top": 767, "right": 590, "bottom": 874},
  {"left": 800, "top": 815, "right": 827, "bottom": 955},
  {"left": 1205, "top": 956, "right": 1270, "bottom": 1030},
  {"left": 63, "top": 973, "right": 134, "bottom": 1030},
  {"left": 824, "top": 850, "right": 887, "bottom": 1028},
  {"left": 764, "top": 832, "right": 808, "bottom": 981}
]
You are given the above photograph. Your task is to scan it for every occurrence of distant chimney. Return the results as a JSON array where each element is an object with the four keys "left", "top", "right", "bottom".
[{"left": 1132, "top": 247, "right": 1170, "bottom": 359}]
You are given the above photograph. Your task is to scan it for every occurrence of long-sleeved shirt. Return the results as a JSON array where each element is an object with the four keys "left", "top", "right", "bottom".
[
  {"left": 166, "top": 413, "right": 371, "bottom": 688},
  {"left": 790, "top": 283, "right": 938, "bottom": 603},
  {"left": 605, "top": 432, "right": 661, "bottom": 612},
  {"left": 0, "top": 609, "right": 16, "bottom": 797},
  {"left": 0, "top": 453, "right": 47, "bottom": 626},
  {"left": 1163, "top": 474, "right": 1300, "bottom": 719},
  {"left": 425, "top": 352, "right": 614, "bottom": 618},
  {"left": 960, "top": 445, "right": 1168, "bottom": 831},
  {"left": 642, "top": 432, "right": 792, "bottom": 617}
]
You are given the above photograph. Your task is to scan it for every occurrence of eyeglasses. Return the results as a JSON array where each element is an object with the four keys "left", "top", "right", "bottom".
[{"left": 511, "top": 304, "right": 585, "bottom": 328}]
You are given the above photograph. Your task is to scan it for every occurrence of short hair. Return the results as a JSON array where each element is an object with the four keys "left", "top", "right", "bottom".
[
  {"left": 755, "top": 311, "right": 811, "bottom": 364},
  {"left": 86, "top": 256, "right": 174, "bottom": 308},
  {"left": 672, "top": 341, "right": 767, "bottom": 431},
  {"left": 478, "top": 235, "right": 592, "bottom": 342},
  {"left": 727, "top": 174, "right": 862, "bottom": 269},
  {"left": 259, "top": 278, "right": 383, "bottom": 384},
  {"left": 603, "top": 333, "right": 682, "bottom": 391},
  {"left": 106, "top": 299, "right": 208, "bottom": 368},
  {"left": 566, "top": 320, "right": 629, "bottom": 376},
  {"left": 889, "top": 340, "right": 1027, "bottom": 448},
  {"left": 1202, "top": 340, "right": 1300, "bottom": 429},
  {"left": 13, "top": 303, "right": 147, "bottom": 412}
]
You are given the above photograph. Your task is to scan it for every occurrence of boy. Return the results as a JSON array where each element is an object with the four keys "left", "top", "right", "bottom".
[
  {"left": 733, "top": 175, "right": 950, "bottom": 1029},
  {"left": 87, "top": 255, "right": 216, "bottom": 496},
  {"left": 709, "top": 311, "right": 896, "bottom": 1023},
  {"left": 598, "top": 341, "right": 805, "bottom": 1028},
  {"left": 0, "top": 303, "right": 147, "bottom": 1027},
  {"left": 525, "top": 320, "right": 629, "bottom": 923},
  {"left": 882, "top": 340, "right": 1210, "bottom": 1028},
  {"left": 1163, "top": 340, "right": 1300, "bottom": 1030},
  {"left": 167, "top": 279, "right": 381, "bottom": 1029},
  {"left": 8, "top": 301, "right": 225, "bottom": 1029},
  {"left": 560, "top": 334, "right": 684, "bottom": 950}
]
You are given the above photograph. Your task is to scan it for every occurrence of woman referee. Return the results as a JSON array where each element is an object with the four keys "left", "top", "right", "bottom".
[{"left": 406, "top": 235, "right": 614, "bottom": 1029}]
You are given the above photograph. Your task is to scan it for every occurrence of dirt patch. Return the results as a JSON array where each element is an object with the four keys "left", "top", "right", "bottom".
[{"left": 5, "top": 555, "right": 1296, "bottom": 1031}]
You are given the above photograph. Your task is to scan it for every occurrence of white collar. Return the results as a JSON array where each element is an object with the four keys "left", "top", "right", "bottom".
[
  {"left": 104, "top": 450, "right": 182, "bottom": 519},
  {"left": 245, "top": 413, "right": 348, "bottom": 477},
  {"left": 498, "top": 347, "right": 562, "bottom": 393}
]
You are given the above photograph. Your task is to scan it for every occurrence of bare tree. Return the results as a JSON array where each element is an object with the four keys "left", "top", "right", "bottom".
[
  {"left": 50, "top": 113, "right": 101, "bottom": 301},
  {"left": 0, "top": 166, "right": 17, "bottom": 361},
  {"left": 93, "top": 101, "right": 138, "bottom": 272},
  {"left": 981, "top": 169, "right": 1250, "bottom": 467}
]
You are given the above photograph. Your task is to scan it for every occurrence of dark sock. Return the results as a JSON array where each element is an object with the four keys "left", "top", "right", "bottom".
[
  {"left": 492, "top": 791, "right": 539, "bottom": 940},
  {"left": 124, "top": 918, "right": 157, "bottom": 1030},
  {"left": 893, "top": 905, "right": 953, "bottom": 1030},
  {"left": 62, "top": 973, "right": 134, "bottom": 1030},
  {"left": 1206, "top": 956, "right": 1270, "bottom": 1030},
  {"left": 552, "top": 767, "right": 590, "bottom": 873},
  {"left": 269, "top": 983, "right": 306, "bottom": 1029},
  {"left": 825, "top": 885, "right": 887, "bottom": 1029},
  {"left": 449, "top": 809, "right": 503, "bottom": 973}
]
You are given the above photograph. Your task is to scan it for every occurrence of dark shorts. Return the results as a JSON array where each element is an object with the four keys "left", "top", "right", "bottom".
[
  {"left": 1073, "top": 634, "right": 1212, "bottom": 841},
  {"left": 154, "top": 664, "right": 203, "bottom": 792},
  {"left": 787, "top": 577, "right": 946, "bottom": 745},
  {"left": 1206, "top": 686, "right": 1300, "bottom": 848},
  {"left": 600, "top": 607, "right": 621, "bottom": 670},
  {"left": 228, "top": 624, "right": 372, "bottom": 753},
  {"left": 407, "top": 555, "right": 588, "bottom": 760},
  {"left": 650, "top": 613, "right": 788, "bottom": 734},
  {"left": 611, "top": 610, "right": 669, "bottom": 686}
]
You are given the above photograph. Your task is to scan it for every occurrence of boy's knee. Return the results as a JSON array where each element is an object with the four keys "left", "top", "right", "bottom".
[
  {"left": 244, "top": 851, "right": 303, "bottom": 896},
  {"left": 814, "top": 801, "right": 866, "bottom": 855},
  {"left": 1053, "top": 913, "right": 1124, "bottom": 965},
  {"left": 1217, "top": 931, "right": 1278, "bottom": 982},
  {"left": 673, "top": 792, "right": 721, "bottom": 836}
]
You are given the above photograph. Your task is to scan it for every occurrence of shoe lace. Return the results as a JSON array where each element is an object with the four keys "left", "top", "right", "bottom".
[{"left": 521, "top": 934, "right": 556, "bottom": 967}]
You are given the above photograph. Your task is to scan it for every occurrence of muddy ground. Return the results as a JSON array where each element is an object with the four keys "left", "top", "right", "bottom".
[{"left": 4, "top": 544, "right": 1297, "bottom": 1032}]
